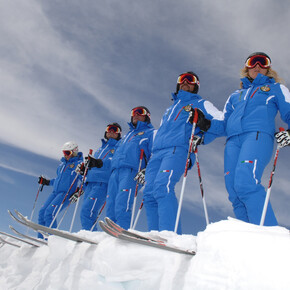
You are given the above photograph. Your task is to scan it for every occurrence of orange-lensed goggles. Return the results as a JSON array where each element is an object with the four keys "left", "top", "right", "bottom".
[
  {"left": 177, "top": 73, "right": 200, "bottom": 86},
  {"left": 106, "top": 125, "right": 121, "bottom": 134},
  {"left": 245, "top": 55, "right": 271, "bottom": 69},
  {"left": 131, "top": 107, "right": 150, "bottom": 118}
]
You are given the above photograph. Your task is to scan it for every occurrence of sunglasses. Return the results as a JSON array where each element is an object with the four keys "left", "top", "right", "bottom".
[
  {"left": 63, "top": 150, "right": 72, "bottom": 157},
  {"left": 106, "top": 125, "right": 121, "bottom": 134},
  {"left": 131, "top": 107, "right": 150, "bottom": 118},
  {"left": 245, "top": 55, "right": 271, "bottom": 69},
  {"left": 177, "top": 73, "right": 200, "bottom": 86}
]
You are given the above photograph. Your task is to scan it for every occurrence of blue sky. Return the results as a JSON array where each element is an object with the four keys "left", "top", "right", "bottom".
[{"left": 1, "top": 1, "right": 290, "bottom": 235}]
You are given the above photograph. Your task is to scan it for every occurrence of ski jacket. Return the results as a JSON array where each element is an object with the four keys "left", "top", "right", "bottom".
[
  {"left": 152, "top": 90, "right": 223, "bottom": 151},
  {"left": 111, "top": 121, "right": 155, "bottom": 171},
  {"left": 49, "top": 152, "right": 83, "bottom": 194},
  {"left": 85, "top": 138, "right": 119, "bottom": 184},
  {"left": 219, "top": 74, "right": 290, "bottom": 139}
]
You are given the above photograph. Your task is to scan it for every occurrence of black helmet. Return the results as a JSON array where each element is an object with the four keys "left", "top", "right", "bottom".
[
  {"left": 245, "top": 52, "right": 271, "bottom": 63},
  {"left": 104, "top": 122, "right": 122, "bottom": 140},
  {"left": 176, "top": 71, "right": 200, "bottom": 94},
  {"left": 131, "top": 106, "right": 151, "bottom": 124}
]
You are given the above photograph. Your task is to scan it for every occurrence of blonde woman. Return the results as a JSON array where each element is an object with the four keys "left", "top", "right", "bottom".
[{"left": 220, "top": 52, "right": 290, "bottom": 226}]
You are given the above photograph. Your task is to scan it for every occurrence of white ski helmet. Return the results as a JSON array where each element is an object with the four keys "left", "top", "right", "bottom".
[{"left": 62, "top": 141, "right": 78, "bottom": 156}]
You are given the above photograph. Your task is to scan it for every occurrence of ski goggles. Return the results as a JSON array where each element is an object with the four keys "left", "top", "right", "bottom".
[
  {"left": 245, "top": 55, "right": 271, "bottom": 69},
  {"left": 131, "top": 107, "right": 150, "bottom": 118},
  {"left": 177, "top": 73, "right": 200, "bottom": 86},
  {"left": 63, "top": 150, "right": 73, "bottom": 157},
  {"left": 105, "top": 124, "right": 121, "bottom": 134}
]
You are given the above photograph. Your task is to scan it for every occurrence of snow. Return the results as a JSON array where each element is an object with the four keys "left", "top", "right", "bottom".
[{"left": 0, "top": 217, "right": 289, "bottom": 290}]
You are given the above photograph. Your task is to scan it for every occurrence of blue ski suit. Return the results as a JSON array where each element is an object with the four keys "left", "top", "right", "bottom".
[
  {"left": 106, "top": 121, "right": 155, "bottom": 229},
  {"left": 216, "top": 74, "right": 290, "bottom": 225},
  {"left": 38, "top": 152, "right": 83, "bottom": 230},
  {"left": 80, "top": 138, "right": 118, "bottom": 231},
  {"left": 143, "top": 90, "right": 223, "bottom": 233}
]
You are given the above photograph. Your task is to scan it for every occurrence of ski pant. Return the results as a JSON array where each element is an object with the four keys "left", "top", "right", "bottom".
[
  {"left": 106, "top": 167, "right": 138, "bottom": 230},
  {"left": 224, "top": 131, "right": 278, "bottom": 226},
  {"left": 38, "top": 191, "right": 69, "bottom": 237},
  {"left": 143, "top": 146, "right": 190, "bottom": 234},
  {"left": 80, "top": 182, "right": 107, "bottom": 231}
]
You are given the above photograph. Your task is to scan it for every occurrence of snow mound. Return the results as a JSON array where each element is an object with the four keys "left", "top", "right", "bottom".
[{"left": 0, "top": 218, "right": 289, "bottom": 290}]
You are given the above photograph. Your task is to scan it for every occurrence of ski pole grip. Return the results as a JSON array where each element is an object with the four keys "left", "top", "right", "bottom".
[
  {"left": 193, "top": 108, "right": 198, "bottom": 124},
  {"left": 279, "top": 127, "right": 285, "bottom": 132},
  {"left": 140, "top": 149, "right": 144, "bottom": 160},
  {"left": 89, "top": 149, "right": 93, "bottom": 155}
]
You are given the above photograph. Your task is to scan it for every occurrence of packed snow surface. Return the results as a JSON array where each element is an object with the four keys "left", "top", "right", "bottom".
[{"left": 0, "top": 217, "right": 289, "bottom": 290}]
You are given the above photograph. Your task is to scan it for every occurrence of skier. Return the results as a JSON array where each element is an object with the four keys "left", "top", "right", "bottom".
[
  {"left": 78, "top": 123, "right": 121, "bottom": 231},
  {"left": 106, "top": 106, "right": 155, "bottom": 230},
  {"left": 37, "top": 141, "right": 83, "bottom": 234},
  {"left": 216, "top": 52, "right": 290, "bottom": 225},
  {"left": 140, "top": 72, "right": 223, "bottom": 233}
]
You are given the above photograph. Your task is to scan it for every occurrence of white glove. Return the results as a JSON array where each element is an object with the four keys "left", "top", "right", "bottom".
[
  {"left": 134, "top": 169, "right": 146, "bottom": 185},
  {"left": 69, "top": 189, "right": 84, "bottom": 204},
  {"left": 275, "top": 130, "right": 290, "bottom": 147},
  {"left": 190, "top": 136, "right": 202, "bottom": 153}
]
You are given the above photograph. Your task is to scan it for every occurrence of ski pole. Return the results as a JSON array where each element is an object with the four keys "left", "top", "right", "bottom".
[
  {"left": 260, "top": 127, "right": 284, "bottom": 226},
  {"left": 90, "top": 201, "right": 106, "bottom": 231},
  {"left": 69, "top": 149, "right": 93, "bottom": 232},
  {"left": 194, "top": 149, "right": 209, "bottom": 225},
  {"left": 132, "top": 198, "right": 144, "bottom": 230},
  {"left": 174, "top": 108, "right": 198, "bottom": 233},
  {"left": 30, "top": 178, "right": 44, "bottom": 221},
  {"left": 49, "top": 172, "right": 80, "bottom": 228},
  {"left": 130, "top": 149, "right": 144, "bottom": 229}
]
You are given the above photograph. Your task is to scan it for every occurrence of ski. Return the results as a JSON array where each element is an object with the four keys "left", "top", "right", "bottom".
[
  {"left": 99, "top": 220, "right": 195, "bottom": 256},
  {"left": 105, "top": 217, "right": 168, "bottom": 243},
  {"left": 0, "top": 236, "right": 21, "bottom": 248},
  {"left": 0, "top": 231, "right": 40, "bottom": 247},
  {"left": 12, "top": 210, "right": 98, "bottom": 245},
  {"left": 8, "top": 210, "right": 49, "bottom": 239},
  {"left": 9, "top": 226, "right": 47, "bottom": 246}
]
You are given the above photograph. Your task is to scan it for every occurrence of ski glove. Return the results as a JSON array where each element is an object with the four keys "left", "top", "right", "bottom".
[
  {"left": 69, "top": 188, "right": 84, "bottom": 204},
  {"left": 87, "top": 156, "right": 103, "bottom": 169},
  {"left": 38, "top": 176, "right": 50, "bottom": 186},
  {"left": 275, "top": 129, "right": 290, "bottom": 147},
  {"left": 190, "top": 136, "right": 202, "bottom": 153},
  {"left": 134, "top": 168, "right": 146, "bottom": 185},
  {"left": 188, "top": 108, "right": 211, "bottom": 132},
  {"left": 75, "top": 163, "right": 85, "bottom": 175}
]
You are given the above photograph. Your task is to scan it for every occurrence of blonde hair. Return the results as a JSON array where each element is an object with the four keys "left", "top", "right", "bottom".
[{"left": 239, "top": 67, "right": 284, "bottom": 89}]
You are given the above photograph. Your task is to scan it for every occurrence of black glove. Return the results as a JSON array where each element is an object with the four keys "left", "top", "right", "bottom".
[
  {"left": 134, "top": 168, "right": 146, "bottom": 185},
  {"left": 38, "top": 176, "right": 50, "bottom": 186},
  {"left": 275, "top": 129, "right": 290, "bottom": 147},
  {"left": 88, "top": 156, "right": 103, "bottom": 169},
  {"left": 69, "top": 188, "right": 84, "bottom": 204},
  {"left": 75, "top": 163, "right": 85, "bottom": 175},
  {"left": 188, "top": 108, "right": 211, "bottom": 132}
]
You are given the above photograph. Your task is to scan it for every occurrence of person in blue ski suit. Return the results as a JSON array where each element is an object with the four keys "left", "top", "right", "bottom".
[
  {"left": 141, "top": 72, "right": 223, "bottom": 233},
  {"left": 80, "top": 123, "right": 121, "bottom": 231},
  {"left": 106, "top": 106, "right": 155, "bottom": 230},
  {"left": 214, "top": 52, "right": 290, "bottom": 226},
  {"left": 38, "top": 141, "right": 83, "bottom": 234}
]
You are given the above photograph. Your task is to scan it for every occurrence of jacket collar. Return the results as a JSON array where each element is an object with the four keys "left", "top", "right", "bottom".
[
  {"left": 128, "top": 120, "right": 154, "bottom": 131},
  {"left": 241, "top": 73, "right": 275, "bottom": 89},
  {"left": 171, "top": 90, "right": 201, "bottom": 102}
]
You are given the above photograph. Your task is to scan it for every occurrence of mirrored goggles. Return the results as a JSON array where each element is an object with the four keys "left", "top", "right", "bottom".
[
  {"left": 245, "top": 55, "right": 271, "bottom": 69},
  {"left": 106, "top": 125, "right": 121, "bottom": 134},
  {"left": 63, "top": 150, "right": 73, "bottom": 157},
  {"left": 131, "top": 107, "right": 149, "bottom": 117},
  {"left": 177, "top": 73, "right": 200, "bottom": 86}
]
